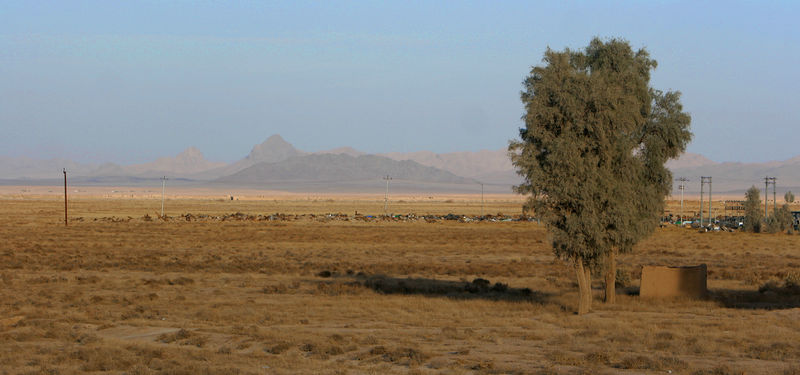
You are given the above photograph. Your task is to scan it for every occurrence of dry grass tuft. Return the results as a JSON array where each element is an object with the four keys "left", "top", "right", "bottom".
[
  {"left": 691, "top": 365, "right": 746, "bottom": 375},
  {"left": 617, "top": 355, "right": 687, "bottom": 371},
  {"left": 157, "top": 329, "right": 191, "bottom": 343},
  {"left": 265, "top": 341, "right": 292, "bottom": 354}
]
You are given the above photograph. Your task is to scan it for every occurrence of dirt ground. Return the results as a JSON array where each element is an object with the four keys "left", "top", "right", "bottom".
[{"left": 1, "top": 195, "right": 799, "bottom": 374}]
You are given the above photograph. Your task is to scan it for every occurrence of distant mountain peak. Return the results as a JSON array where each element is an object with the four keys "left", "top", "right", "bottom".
[
  {"left": 265, "top": 134, "right": 287, "bottom": 143},
  {"left": 253, "top": 135, "right": 291, "bottom": 150},
  {"left": 176, "top": 147, "right": 204, "bottom": 161},
  {"left": 245, "top": 135, "right": 300, "bottom": 162}
]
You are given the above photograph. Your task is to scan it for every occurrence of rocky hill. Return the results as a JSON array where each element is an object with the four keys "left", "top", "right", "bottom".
[{"left": 215, "top": 153, "right": 474, "bottom": 185}]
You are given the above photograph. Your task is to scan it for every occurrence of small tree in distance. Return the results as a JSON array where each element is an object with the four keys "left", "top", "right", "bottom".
[
  {"left": 744, "top": 186, "right": 763, "bottom": 233},
  {"left": 775, "top": 203, "right": 793, "bottom": 233},
  {"left": 775, "top": 190, "right": 794, "bottom": 233}
]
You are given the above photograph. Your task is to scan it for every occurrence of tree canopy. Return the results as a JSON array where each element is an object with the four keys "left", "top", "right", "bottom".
[
  {"left": 744, "top": 186, "right": 763, "bottom": 233},
  {"left": 510, "top": 37, "right": 692, "bottom": 313}
]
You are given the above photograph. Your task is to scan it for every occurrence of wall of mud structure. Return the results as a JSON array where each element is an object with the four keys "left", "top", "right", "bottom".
[{"left": 640, "top": 264, "right": 708, "bottom": 298}]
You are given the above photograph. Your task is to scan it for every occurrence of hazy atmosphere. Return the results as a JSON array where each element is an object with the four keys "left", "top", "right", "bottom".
[
  {"left": 2, "top": 1, "right": 798, "bottom": 164},
  {"left": 4, "top": 3, "right": 800, "bottom": 374}
]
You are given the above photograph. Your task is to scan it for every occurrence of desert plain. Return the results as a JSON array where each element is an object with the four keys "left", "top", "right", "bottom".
[{"left": 1, "top": 189, "right": 799, "bottom": 374}]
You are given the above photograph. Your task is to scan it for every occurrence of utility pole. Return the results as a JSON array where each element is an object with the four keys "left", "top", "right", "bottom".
[
  {"left": 708, "top": 177, "right": 713, "bottom": 225},
  {"left": 161, "top": 176, "right": 168, "bottom": 218},
  {"left": 700, "top": 176, "right": 712, "bottom": 227},
  {"left": 676, "top": 177, "right": 688, "bottom": 222},
  {"left": 480, "top": 183, "right": 484, "bottom": 217},
  {"left": 383, "top": 175, "right": 392, "bottom": 215},
  {"left": 63, "top": 168, "right": 68, "bottom": 227},
  {"left": 765, "top": 176, "right": 770, "bottom": 218},
  {"left": 770, "top": 177, "right": 777, "bottom": 216},
  {"left": 699, "top": 177, "right": 704, "bottom": 226}
]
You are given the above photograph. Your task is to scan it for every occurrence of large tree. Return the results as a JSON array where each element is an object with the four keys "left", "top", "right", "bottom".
[{"left": 510, "top": 38, "right": 692, "bottom": 314}]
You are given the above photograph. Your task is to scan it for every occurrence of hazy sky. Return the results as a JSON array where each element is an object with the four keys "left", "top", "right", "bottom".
[{"left": 1, "top": 1, "right": 798, "bottom": 164}]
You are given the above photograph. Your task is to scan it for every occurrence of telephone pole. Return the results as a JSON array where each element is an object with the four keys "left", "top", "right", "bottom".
[
  {"left": 480, "top": 183, "right": 484, "bottom": 217},
  {"left": 676, "top": 177, "right": 688, "bottom": 222},
  {"left": 383, "top": 175, "right": 392, "bottom": 215},
  {"left": 699, "top": 178, "right": 704, "bottom": 226},
  {"left": 63, "top": 168, "right": 68, "bottom": 227},
  {"left": 770, "top": 177, "right": 777, "bottom": 216},
  {"left": 764, "top": 176, "right": 771, "bottom": 218},
  {"left": 707, "top": 177, "right": 713, "bottom": 225},
  {"left": 161, "top": 176, "right": 168, "bottom": 218},
  {"left": 700, "top": 176, "right": 712, "bottom": 227}
]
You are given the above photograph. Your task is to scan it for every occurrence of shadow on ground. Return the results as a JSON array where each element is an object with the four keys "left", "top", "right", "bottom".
[
  {"left": 616, "top": 285, "right": 800, "bottom": 310},
  {"left": 711, "top": 285, "right": 800, "bottom": 310},
  {"left": 362, "top": 274, "right": 551, "bottom": 303},
  {"left": 317, "top": 272, "right": 550, "bottom": 304}
]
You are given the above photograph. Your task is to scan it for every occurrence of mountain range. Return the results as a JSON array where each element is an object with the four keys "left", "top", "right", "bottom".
[{"left": 1, "top": 134, "right": 798, "bottom": 195}]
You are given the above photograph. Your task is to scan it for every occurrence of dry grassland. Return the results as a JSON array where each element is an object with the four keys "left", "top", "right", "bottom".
[{"left": 1, "top": 197, "right": 800, "bottom": 374}]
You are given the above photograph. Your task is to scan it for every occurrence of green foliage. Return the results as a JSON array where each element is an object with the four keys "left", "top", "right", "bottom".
[
  {"left": 615, "top": 268, "right": 631, "bottom": 289},
  {"left": 510, "top": 37, "right": 692, "bottom": 266},
  {"left": 776, "top": 204, "right": 793, "bottom": 232},
  {"left": 744, "top": 186, "right": 763, "bottom": 233},
  {"left": 786, "top": 191, "right": 795, "bottom": 204},
  {"left": 765, "top": 216, "right": 780, "bottom": 234}
]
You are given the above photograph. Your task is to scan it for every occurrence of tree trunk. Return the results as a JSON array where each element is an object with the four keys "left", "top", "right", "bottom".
[
  {"left": 575, "top": 260, "right": 592, "bottom": 315},
  {"left": 583, "top": 263, "right": 592, "bottom": 311},
  {"left": 604, "top": 249, "right": 616, "bottom": 304}
]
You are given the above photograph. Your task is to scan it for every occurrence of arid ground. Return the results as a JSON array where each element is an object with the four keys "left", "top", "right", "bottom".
[{"left": 1, "top": 193, "right": 799, "bottom": 374}]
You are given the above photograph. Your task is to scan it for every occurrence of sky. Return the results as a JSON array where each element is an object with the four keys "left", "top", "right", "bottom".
[{"left": 1, "top": 1, "right": 798, "bottom": 164}]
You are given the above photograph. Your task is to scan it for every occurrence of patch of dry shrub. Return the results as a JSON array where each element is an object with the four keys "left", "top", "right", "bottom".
[
  {"left": 584, "top": 351, "right": 612, "bottom": 366},
  {"left": 72, "top": 346, "right": 136, "bottom": 371},
  {"left": 747, "top": 342, "right": 797, "bottom": 360},
  {"left": 381, "top": 347, "right": 429, "bottom": 365},
  {"left": 265, "top": 341, "right": 292, "bottom": 354},
  {"left": 691, "top": 365, "right": 745, "bottom": 375},
  {"left": 157, "top": 329, "right": 191, "bottom": 344},
  {"left": 617, "top": 355, "right": 686, "bottom": 371},
  {"left": 547, "top": 351, "right": 584, "bottom": 366}
]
